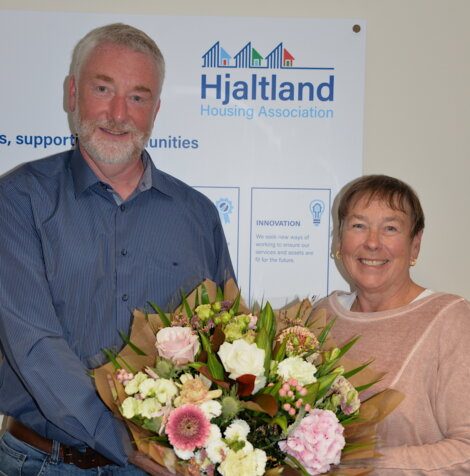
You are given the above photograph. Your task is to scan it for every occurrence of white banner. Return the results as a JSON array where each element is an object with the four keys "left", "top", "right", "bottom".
[{"left": 0, "top": 12, "right": 366, "bottom": 306}]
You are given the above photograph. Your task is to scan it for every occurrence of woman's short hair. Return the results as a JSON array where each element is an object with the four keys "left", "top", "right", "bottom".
[
  {"left": 70, "top": 23, "right": 165, "bottom": 95},
  {"left": 337, "top": 174, "right": 425, "bottom": 238}
]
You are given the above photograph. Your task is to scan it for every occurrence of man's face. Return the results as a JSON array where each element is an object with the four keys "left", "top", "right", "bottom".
[{"left": 69, "top": 42, "right": 161, "bottom": 165}]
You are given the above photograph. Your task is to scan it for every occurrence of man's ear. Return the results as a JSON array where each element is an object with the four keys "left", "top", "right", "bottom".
[
  {"left": 68, "top": 75, "right": 77, "bottom": 113},
  {"left": 153, "top": 98, "right": 161, "bottom": 122}
]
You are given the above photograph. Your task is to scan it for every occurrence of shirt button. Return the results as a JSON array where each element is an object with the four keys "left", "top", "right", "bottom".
[
  {"left": 120, "top": 204, "right": 126, "bottom": 211},
  {"left": 121, "top": 249, "right": 127, "bottom": 256},
  {"left": 122, "top": 294, "right": 128, "bottom": 302}
]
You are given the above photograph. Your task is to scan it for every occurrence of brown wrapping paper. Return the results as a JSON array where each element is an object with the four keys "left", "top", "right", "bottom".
[{"left": 94, "top": 280, "right": 403, "bottom": 475}]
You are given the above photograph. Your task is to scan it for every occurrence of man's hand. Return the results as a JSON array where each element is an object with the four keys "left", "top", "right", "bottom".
[{"left": 128, "top": 450, "right": 175, "bottom": 475}]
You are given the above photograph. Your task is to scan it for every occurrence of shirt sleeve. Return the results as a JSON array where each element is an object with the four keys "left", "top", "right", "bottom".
[
  {"left": 0, "top": 181, "right": 128, "bottom": 465},
  {"left": 212, "top": 215, "right": 236, "bottom": 286},
  {"left": 373, "top": 299, "right": 470, "bottom": 475}
]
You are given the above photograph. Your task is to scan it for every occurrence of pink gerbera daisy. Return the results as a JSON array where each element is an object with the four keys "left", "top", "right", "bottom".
[{"left": 166, "top": 404, "right": 211, "bottom": 451}]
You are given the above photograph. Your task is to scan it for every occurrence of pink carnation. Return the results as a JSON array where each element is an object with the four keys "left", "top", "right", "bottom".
[
  {"left": 279, "top": 409, "right": 345, "bottom": 475},
  {"left": 166, "top": 404, "right": 211, "bottom": 452}
]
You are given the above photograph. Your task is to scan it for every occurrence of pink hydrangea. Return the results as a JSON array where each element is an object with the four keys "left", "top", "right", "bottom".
[
  {"left": 166, "top": 404, "right": 211, "bottom": 452},
  {"left": 279, "top": 409, "right": 345, "bottom": 475}
]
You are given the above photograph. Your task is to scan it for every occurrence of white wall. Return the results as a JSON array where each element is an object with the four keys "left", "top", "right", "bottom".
[
  {"left": 1, "top": 0, "right": 469, "bottom": 428},
  {"left": 1, "top": 0, "right": 467, "bottom": 298}
]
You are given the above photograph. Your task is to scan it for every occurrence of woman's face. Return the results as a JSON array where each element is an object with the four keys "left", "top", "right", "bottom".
[{"left": 340, "top": 196, "right": 422, "bottom": 296}]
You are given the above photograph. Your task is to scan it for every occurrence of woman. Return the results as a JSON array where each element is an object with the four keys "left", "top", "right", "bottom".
[{"left": 314, "top": 175, "right": 470, "bottom": 474}]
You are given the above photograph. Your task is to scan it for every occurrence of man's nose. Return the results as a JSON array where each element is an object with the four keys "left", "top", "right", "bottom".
[{"left": 109, "top": 95, "right": 128, "bottom": 123}]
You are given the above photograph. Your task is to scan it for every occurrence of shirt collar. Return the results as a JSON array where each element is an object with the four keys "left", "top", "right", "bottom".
[{"left": 70, "top": 148, "right": 175, "bottom": 199}]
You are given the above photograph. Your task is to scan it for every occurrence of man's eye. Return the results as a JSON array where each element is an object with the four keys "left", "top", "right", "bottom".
[
  {"left": 352, "top": 223, "right": 364, "bottom": 229},
  {"left": 385, "top": 226, "right": 398, "bottom": 232},
  {"left": 131, "top": 95, "right": 143, "bottom": 102},
  {"left": 96, "top": 85, "right": 108, "bottom": 93}
]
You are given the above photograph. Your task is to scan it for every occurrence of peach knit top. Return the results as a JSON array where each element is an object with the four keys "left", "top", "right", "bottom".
[{"left": 316, "top": 291, "right": 470, "bottom": 475}]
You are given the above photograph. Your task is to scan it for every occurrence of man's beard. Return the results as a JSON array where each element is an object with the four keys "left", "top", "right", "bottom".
[{"left": 72, "top": 109, "right": 149, "bottom": 165}]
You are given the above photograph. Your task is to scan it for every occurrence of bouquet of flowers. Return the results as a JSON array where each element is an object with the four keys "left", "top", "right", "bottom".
[{"left": 94, "top": 280, "right": 402, "bottom": 476}]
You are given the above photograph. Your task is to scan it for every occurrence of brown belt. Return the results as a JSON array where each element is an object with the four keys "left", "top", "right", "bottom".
[{"left": 7, "top": 420, "right": 114, "bottom": 469}]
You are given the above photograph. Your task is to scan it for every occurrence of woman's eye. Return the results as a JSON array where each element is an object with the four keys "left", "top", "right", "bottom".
[{"left": 352, "top": 223, "right": 365, "bottom": 229}]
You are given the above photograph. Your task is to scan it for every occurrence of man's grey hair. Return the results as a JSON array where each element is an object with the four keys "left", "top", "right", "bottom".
[{"left": 70, "top": 23, "right": 165, "bottom": 94}]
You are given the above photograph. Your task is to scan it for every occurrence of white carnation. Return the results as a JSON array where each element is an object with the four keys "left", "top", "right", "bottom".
[
  {"left": 124, "top": 372, "right": 148, "bottom": 395},
  {"left": 206, "top": 438, "right": 228, "bottom": 464},
  {"left": 152, "top": 378, "right": 178, "bottom": 404},
  {"left": 277, "top": 356, "right": 317, "bottom": 386},
  {"left": 139, "top": 397, "right": 162, "bottom": 419},
  {"left": 199, "top": 400, "right": 222, "bottom": 420},
  {"left": 173, "top": 446, "right": 194, "bottom": 460},
  {"left": 224, "top": 419, "right": 250, "bottom": 441},
  {"left": 121, "top": 397, "right": 143, "bottom": 419}
]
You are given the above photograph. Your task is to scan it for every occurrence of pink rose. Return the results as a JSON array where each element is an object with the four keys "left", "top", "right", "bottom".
[{"left": 155, "top": 326, "right": 200, "bottom": 365}]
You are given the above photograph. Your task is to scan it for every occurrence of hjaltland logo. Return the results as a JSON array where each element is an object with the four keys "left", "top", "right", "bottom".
[{"left": 201, "top": 42, "right": 335, "bottom": 106}]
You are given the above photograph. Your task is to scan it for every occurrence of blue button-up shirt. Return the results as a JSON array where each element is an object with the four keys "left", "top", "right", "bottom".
[{"left": 0, "top": 148, "right": 234, "bottom": 464}]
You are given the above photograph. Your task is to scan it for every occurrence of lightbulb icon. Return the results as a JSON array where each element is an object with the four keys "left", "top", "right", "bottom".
[{"left": 309, "top": 200, "right": 325, "bottom": 226}]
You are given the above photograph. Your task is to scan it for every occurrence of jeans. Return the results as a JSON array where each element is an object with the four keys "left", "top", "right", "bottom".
[{"left": 0, "top": 432, "right": 148, "bottom": 476}]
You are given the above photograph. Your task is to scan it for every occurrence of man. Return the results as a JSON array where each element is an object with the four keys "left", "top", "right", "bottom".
[{"left": 0, "top": 23, "right": 234, "bottom": 474}]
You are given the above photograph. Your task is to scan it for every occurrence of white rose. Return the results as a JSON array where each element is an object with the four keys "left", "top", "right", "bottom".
[
  {"left": 218, "top": 339, "right": 266, "bottom": 394},
  {"left": 199, "top": 400, "right": 222, "bottom": 420},
  {"left": 276, "top": 356, "right": 317, "bottom": 386},
  {"left": 121, "top": 397, "right": 143, "bottom": 419},
  {"left": 224, "top": 419, "right": 250, "bottom": 441}
]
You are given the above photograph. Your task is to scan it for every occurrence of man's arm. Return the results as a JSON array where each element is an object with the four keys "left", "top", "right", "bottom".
[{"left": 0, "top": 181, "right": 127, "bottom": 464}]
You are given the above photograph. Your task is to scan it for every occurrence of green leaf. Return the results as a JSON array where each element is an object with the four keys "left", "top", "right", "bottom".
[
  {"left": 355, "top": 378, "right": 382, "bottom": 393},
  {"left": 201, "top": 284, "right": 210, "bottom": 305},
  {"left": 263, "top": 302, "right": 276, "bottom": 338},
  {"left": 142, "top": 416, "right": 162, "bottom": 433},
  {"left": 342, "top": 360, "right": 373, "bottom": 379},
  {"left": 317, "top": 317, "right": 336, "bottom": 347},
  {"left": 230, "top": 290, "right": 241, "bottom": 314},
  {"left": 274, "top": 338, "right": 287, "bottom": 362},
  {"left": 118, "top": 330, "right": 147, "bottom": 356},
  {"left": 102, "top": 348, "right": 121, "bottom": 370},
  {"left": 271, "top": 414, "right": 288, "bottom": 433},
  {"left": 148, "top": 301, "right": 171, "bottom": 327},
  {"left": 261, "top": 380, "right": 282, "bottom": 396},
  {"left": 216, "top": 286, "right": 224, "bottom": 302},
  {"left": 199, "top": 332, "right": 225, "bottom": 380},
  {"left": 302, "top": 381, "right": 319, "bottom": 405},
  {"left": 285, "top": 454, "right": 311, "bottom": 476},
  {"left": 187, "top": 362, "right": 205, "bottom": 370},
  {"left": 194, "top": 288, "right": 200, "bottom": 308},
  {"left": 336, "top": 335, "right": 361, "bottom": 359},
  {"left": 317, "top": 372, "right": 341, "bottom": 400},
  {"left": 181, "top": 292, "right": 193, "bottom": 318},
  {"left": 255, "top": 328, "right": 272, "bottom": 375}
]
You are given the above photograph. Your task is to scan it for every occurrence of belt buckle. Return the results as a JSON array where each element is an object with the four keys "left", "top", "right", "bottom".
[{"left": 62, "top": 445, "right": 75, "bottom": 465}]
